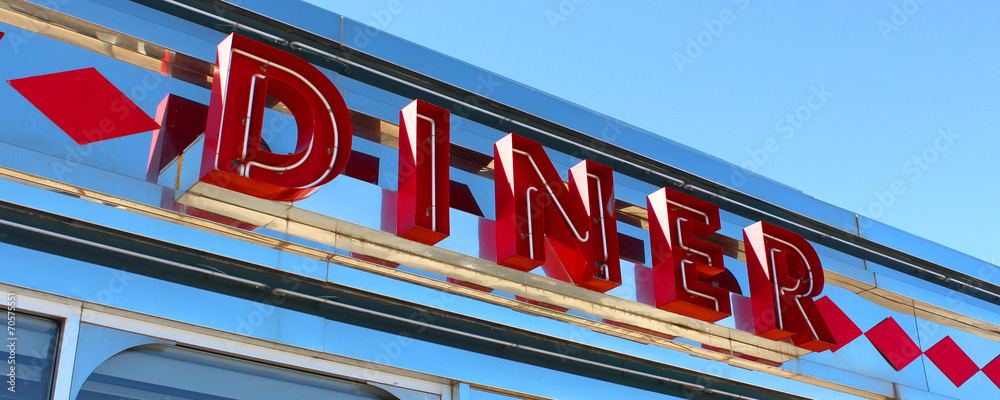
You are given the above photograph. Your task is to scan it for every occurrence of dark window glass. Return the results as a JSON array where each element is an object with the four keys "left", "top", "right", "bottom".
[{"left": 2, "top": 311, "right": 61, "bottom": 400}]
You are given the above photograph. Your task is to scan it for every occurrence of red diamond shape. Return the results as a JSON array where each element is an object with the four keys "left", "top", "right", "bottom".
[
  {"left": 864, "top": 317, "right": 922, "bottom": 371},
  {"left": 814, "top": 296, "right": 863, "bottom": 352},
  {"left": 8, "top": 67, "right": 159, "bottom": 145},
  {"left": 983, "top": 355, "right": 1000, "bottom": 389},
  {"left": 924, "top": 336, "right": 980, "bottom": 387},
  {"left": 0, "top": 32, "right": 5, "bottom": 41}
]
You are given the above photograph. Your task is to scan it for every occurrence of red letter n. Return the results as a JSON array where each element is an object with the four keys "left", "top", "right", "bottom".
[{"left": 493, "top": 134, "right": 620, "bottom": 292}]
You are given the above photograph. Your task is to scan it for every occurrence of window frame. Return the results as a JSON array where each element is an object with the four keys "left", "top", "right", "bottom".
[{"left": 1, "top": 285, "right": 452, "bottom": 400}]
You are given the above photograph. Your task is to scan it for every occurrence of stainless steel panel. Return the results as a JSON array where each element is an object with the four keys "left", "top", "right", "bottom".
[
  {"left": 859, "top": 215, "right": 1000, "bottom": 290},
  {"left": 802, "top": 285, "right": 930, "bottom": 391},
  {"left": 0, "top": 2, "right": 998, "bottom": 399},
  {"left": 321, "top": 316, "right": 839, "bottom": 400},
  {"left": 896, "top": 385, "right": 961, "bottom": 400},
  {"left": 781, "top": 357, "right": 893, "bottom": 398},
  {"left": 0, "top": 154, "right": 285, "bottom": 267},
  {"left": 136, "top": 0, "right": 347, "bottom": 45},
  {"left": 868, "top": 260, "right": 1000, "bottom": 313},
  {"left": 3, "top": 256, "right": 863, "bottom": 400},
  {"left": 913, "top": 318, "right": 1000, "bottom": 399},
  {"left": 0, "top": 200, "right": 889, "bottom": 399},
  {"left": 1, "top": 240, "right": 329, "bottom": 350},
  {"left": 52, "top": 0, "right": 224, "bottom": 58}
]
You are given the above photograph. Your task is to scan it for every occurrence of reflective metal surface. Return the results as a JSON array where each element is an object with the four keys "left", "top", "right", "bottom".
[
  {"left": 1, "top": 1, "right": 999, "bottom": 399},
  {"left": 0, "top": 0, "right": 213, "bottom": 88}
]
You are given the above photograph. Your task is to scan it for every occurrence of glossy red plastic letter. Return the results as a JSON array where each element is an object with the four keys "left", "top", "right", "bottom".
[
  {"left": 201, "top": 34, "right": 352, "bottom": 201},
  {"left": 744, "top": 221, "right": 836, "bottom": 351},
  {"left": 644, "top": 188, "right": 731, "bottom": 322},
  {"left": 493, "top": 134, "right": 620, "bottom": 292},
  {"left": 397, "top": 99, "right": 450, "bottom": 245}
]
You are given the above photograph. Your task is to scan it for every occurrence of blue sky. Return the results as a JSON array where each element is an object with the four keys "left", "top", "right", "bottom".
[{"left": 307, "top": 0, "right": 1000, "bottom": 265}]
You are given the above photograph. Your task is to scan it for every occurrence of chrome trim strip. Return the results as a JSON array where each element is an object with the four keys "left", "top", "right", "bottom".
[
  {"left": 0, "top": 218, "right": 269, "bottom": 290},
  {"left": 161, "top": 0, "right": 288, "bottom": 45},
  {"left": 272, "top": 288, "right": 745, "bottom": 398}
]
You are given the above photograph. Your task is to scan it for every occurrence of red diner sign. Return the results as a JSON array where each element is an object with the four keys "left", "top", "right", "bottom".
[{"left": 191, "top": 34, "right": 838, "bottom": 352}]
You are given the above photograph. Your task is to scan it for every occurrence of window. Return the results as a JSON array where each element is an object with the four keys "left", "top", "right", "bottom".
[
  {"left": 2, "top": 313, "right": 60, "bottom": 400},
  {"left": 77, "top": 345, "right": 399, "bottom": 400}
]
